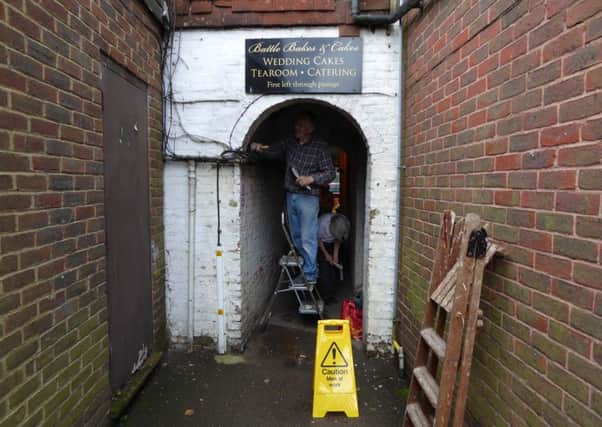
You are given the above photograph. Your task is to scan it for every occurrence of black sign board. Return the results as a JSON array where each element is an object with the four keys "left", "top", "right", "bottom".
[{"left": 245, "top": 38, "right": 362, "bottom": 94}]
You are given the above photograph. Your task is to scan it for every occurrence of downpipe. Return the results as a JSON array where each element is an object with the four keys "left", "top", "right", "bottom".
[
  {"left": 351, "top": 0, "right": 413, "bottom": 351},
  {"left": 351, "top": 0, "right": 422, "bottom": 25},
  {"left": 393, "top": 340, "right": 404, "bottom": 373},
  {"left": 392, "top": 22, "right": 405, "bottom": 352},
  {"left": 187, "top": 160, "right": 196, "bottom": 350}
]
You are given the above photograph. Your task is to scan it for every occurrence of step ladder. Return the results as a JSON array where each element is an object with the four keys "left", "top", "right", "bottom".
[
  {"left": 403, "top": 211, "right": 501, "bottom": 427},
  {"left": 259, "top": 213, "right": 324, "bottom": 330}
]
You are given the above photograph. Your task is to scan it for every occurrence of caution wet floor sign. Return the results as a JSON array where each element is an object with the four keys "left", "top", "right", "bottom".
[{"left": 312, "top": 320, "right": 359, "bottom": 418}]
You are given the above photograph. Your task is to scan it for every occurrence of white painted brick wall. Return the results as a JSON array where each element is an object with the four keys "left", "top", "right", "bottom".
[
  {"left": 164, "top": 162, "right": 242, "bottom": 349},
  {"left": 164, "top": 162, "right": 188, "bottom": 344},
  {"left": 194, "top": 163, "right": 242, "bottom": 346},
  {"left": 240, "top": 164, "right": 286, "bottom": 343},
  {"left": 165, "top": 26, "right": 402, "bottom": 351}
]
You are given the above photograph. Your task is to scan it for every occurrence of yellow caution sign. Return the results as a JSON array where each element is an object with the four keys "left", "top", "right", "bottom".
[{"left": 312, "top": 319, "right": 359, "bottom": 418}]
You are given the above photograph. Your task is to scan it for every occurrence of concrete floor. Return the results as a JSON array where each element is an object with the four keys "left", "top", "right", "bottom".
[{"left": 117, "top": 288, "right": 406, "bottom": 427}]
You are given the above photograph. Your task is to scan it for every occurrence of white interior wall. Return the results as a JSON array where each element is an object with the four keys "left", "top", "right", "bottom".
[{"left": 164, "top": 26, "right": 401, "bottom": 352}]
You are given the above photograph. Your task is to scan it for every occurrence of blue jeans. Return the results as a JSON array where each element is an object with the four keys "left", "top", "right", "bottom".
[{"left": 286, "top": 192, "right": 319, "bottom": 281}]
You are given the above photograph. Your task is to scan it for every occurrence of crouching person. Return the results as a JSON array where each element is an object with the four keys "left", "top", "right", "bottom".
[{"left": 318, "top": 213, "right": 350, "bottom": 305}]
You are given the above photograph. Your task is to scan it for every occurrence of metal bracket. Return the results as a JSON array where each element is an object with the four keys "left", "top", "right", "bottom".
[{"left": 466, "top": 228, "right": 488, "bottom": 259}]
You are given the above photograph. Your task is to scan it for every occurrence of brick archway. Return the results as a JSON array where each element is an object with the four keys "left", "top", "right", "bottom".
[{"left": 236, "top": 96, "right": 400, "bottom": 351}]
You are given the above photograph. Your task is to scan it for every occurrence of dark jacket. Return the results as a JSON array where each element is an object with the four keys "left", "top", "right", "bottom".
[{"left": 258, "top": 136, "right": 336, "bottom": 196}]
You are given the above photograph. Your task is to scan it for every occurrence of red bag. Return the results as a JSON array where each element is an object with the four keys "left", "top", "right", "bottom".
[{"left": 341, "top": 299, "right": 363, "bottom": 340}]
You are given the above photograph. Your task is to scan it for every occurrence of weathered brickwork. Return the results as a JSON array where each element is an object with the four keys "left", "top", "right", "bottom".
[
  {"left": 1, "top": 1, "right": 165, "bottom": 425},
  {"left": 398, "top": 0, "right": 601, "bottom": 425},
  {"left": 174, "top": 0, "right": 388, "bottom": 28}
]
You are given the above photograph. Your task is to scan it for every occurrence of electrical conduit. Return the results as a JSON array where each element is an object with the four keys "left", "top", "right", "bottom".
[
  {"left": 216, "top": 245, "right": 225, "bottom": 354},
  {"left": 216, "top": 162, "right": 226, "bottom": 354}
]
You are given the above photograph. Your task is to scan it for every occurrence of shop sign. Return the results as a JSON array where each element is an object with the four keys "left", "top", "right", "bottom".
[{"left": 245, "top": 37, "right": 362, "bottom": 94}]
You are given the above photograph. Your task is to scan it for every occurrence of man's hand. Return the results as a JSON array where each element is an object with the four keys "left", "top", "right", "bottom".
[
  {"left": 250, "top": 142, "right": 269, "bottom": 152},
  {"left": 332, "top": 254, "right": 339, "bottom": 265},
  {"left": 296, "top": 175, "right": 314, "bottom": 187}
]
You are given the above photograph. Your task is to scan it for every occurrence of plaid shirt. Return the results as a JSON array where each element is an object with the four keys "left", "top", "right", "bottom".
[{"left": 262, "top": 136, "right": 336, "bottom": 196}]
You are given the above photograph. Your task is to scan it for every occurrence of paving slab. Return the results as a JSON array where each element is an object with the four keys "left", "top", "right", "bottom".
[{"left": 117, "top": 309, "right": 406, "bottom": 427}]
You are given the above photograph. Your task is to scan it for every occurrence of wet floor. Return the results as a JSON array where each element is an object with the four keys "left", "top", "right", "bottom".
[{"left": 117, "top": 292, "right": 406, "bottom": 427}]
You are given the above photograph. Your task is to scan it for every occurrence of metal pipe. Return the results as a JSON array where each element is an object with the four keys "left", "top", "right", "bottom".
[
  {"left": 165, "top": 155, "right": 246, "bottom": 164},
  {"left": 392, "top": 20, "right": 405, "bottom": 349},
  {"left": 393, "top": 340, "right": 404, "bottom": 372},
  {"left": 187, "top": 160, "right": 196, "bottom": 350},
  {"left": 351, "top": 0, "right": 422, "bottom": 25}
]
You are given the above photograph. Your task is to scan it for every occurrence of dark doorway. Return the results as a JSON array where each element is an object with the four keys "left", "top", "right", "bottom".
[
  {"left": 240, "top": 101, "right": 368, "bottom": 334},
  {"left": 101, "top": 58, "right": 153, "bottom": 391}
]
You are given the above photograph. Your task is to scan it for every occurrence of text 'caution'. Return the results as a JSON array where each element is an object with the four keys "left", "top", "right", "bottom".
[{"left": 312, "top": 320, "right": 358, "bottom": 418}]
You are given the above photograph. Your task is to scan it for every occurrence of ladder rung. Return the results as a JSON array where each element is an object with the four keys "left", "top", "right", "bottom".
[
  {"left": 298, "top": 300, "right": 324, "bottom": 315},
  {"left": 413, "top": 366, "right": 439, "bottom": 408},
  {"left": 289, "top": 282, "right": 311, "bottom": 289},
  {"left": 440, "top": 290, "right": 454, "bottom": 312},
  {"left": 431, "top": 262, "right": 458, "bottom": 304},
  {"left": 420, "top": 328, "right": 446, "bottom": 359},
  {"left": 406, "top": 403, "right": 430, "bottom": 427},
  {"left": 279, "top": 255, "right": 302, "bottom": 266}
]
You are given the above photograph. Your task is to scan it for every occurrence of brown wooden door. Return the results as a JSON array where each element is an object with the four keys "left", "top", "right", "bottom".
[{"left": 101, "top": 58, "right": 153, "bottom": 392}]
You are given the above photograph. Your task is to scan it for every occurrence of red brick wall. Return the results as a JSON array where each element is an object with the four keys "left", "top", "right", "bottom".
[
  {"left": 0, "top": 1, "right": 165, "bottom": 425},
  {"left": 398, "top": 0, "right": 601, "bottom": 425},
  {"left": 175, "top": 0, "right": 388, "bottom": 28}
]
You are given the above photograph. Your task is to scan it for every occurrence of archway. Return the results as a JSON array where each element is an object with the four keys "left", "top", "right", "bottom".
[{"left": 239, "top": 100, "right": 368, "bottom": 335}]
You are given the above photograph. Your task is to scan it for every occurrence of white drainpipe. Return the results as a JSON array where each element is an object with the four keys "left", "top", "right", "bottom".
[
  {"left": 187, "top": 160, "right": 196, "bottom": 350},
  {"left": 392, "top": 21, "right": 404, "bottom": 345}
]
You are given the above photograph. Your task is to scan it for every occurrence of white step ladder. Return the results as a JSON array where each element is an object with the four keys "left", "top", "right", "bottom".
[{"left": 259, "top": 212, "right": 324, "bottom": 330}]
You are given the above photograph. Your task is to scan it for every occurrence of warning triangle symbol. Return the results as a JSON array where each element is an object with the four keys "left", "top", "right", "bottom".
[{"left": 320, "top": 342, "right": 348, "bottom": 368}]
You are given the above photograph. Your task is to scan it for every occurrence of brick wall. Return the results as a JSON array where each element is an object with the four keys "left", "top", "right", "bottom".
[
  {"left": 164, "top": 162, "right": 244, "bottom": 349},
  {"left": 1, "top": 1, "right": 165, "bottom": 425},
  {"left": 174, "top": 0, "right": 388, "bottom": 28},
  {"left": 398, "top": 0, "right": 601, "bottom": 425},
  {"left": 240, "top": 163, "right": 286, "bottom": 343}
]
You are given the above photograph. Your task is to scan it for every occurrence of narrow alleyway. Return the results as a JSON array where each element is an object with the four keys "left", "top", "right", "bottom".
[{"left": 117, "top": 295, "right": 406, "bottom": 427}]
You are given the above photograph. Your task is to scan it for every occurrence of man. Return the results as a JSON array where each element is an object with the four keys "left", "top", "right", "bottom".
[
  {"left": 250, "top": 112, "right": 336, "bottom": 284},
  {"left": 318, "top": 212, "right": 350, "bottom": 304}
]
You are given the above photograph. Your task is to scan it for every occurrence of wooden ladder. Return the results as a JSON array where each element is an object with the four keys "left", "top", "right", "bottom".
[{"left": 403, "top": 211, "right": 500, "bottom": 427}]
